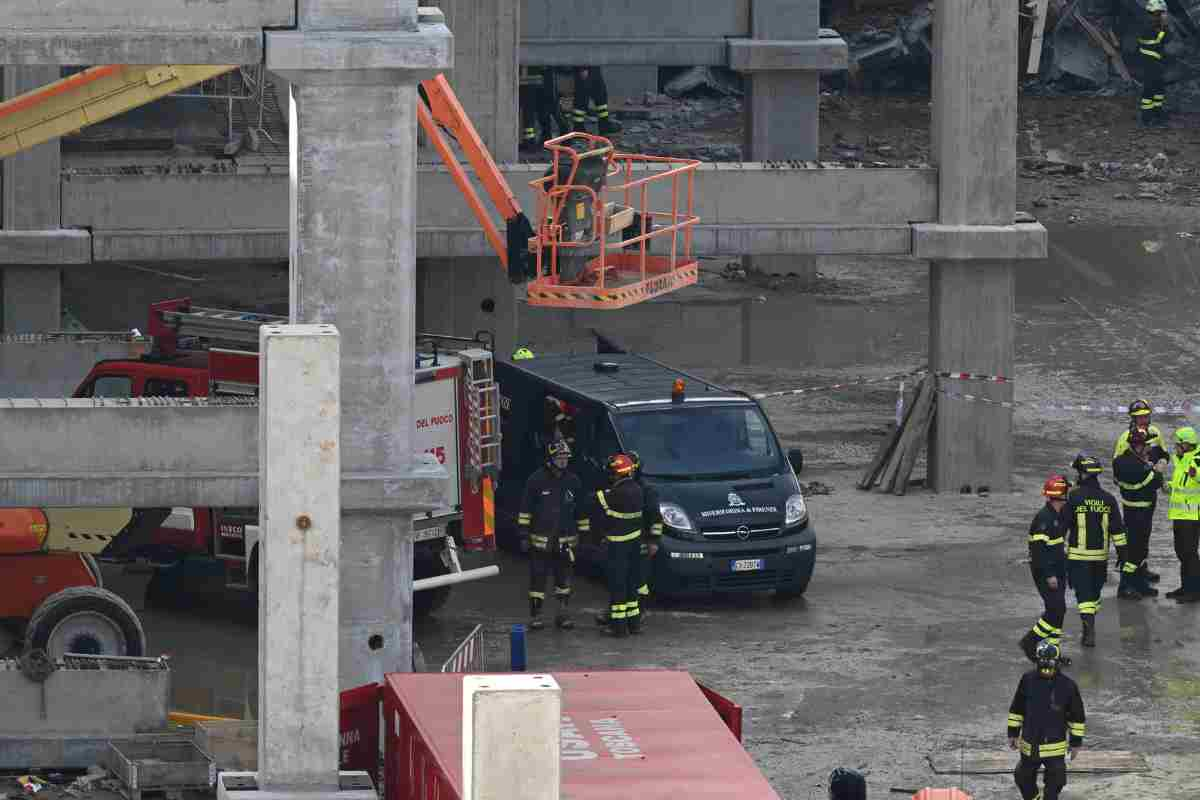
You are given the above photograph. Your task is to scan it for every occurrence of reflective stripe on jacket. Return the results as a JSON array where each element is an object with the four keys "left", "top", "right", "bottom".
[
  {"left": 1007, "top": 670, "right": 1085, "bottom": 759},
  {"left": 1169, "top": 450, "right": 1200, "bottom": 521},
  {"left": 594, "top": 479, "right": 644, "bottom": 543},
  {"left": 1065, "top": 480, "right": 1127, "bottom": 561}
]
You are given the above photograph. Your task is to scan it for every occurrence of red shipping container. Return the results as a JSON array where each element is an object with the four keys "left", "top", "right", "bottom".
[
  {"left": 383, "top": 670, "right": 779, "bottom": 800},
  {"left": 340, "top": 683, "right": 382, "bottom": 778}
]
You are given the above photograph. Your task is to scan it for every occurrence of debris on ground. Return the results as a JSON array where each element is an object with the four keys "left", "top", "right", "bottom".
[
  {"left": 662, "top": 66, "right": 743, "bottom": 99},
  {"left": 800, "top": 481, "right": 835, "bottom": 496}
]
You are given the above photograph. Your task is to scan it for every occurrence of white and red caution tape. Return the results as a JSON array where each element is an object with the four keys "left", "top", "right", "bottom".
[
  {"left": 937, "top": 388, "right": 1200, "bottom": 416},
  {"left": 751, "top": 368, "right": 1012, "bottom": 401}
]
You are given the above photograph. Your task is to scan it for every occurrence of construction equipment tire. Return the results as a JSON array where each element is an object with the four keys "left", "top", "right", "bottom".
[{"left": 24, "top": 586, "right": 146, "bottom": 659}]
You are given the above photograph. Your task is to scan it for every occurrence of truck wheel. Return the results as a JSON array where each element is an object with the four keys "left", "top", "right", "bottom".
[
  {"left": 24, "top": 586, "right": 147, "bottom": 659},
  {"left": 413, "top": 548, "right": 452, "bottom": 619}
]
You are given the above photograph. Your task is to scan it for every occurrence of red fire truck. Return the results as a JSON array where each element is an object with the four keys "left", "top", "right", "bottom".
[{"left": 2, "top": 299, "right": 500, "bottom": 650}]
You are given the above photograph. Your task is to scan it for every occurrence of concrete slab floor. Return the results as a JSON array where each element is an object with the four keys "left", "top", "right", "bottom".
[{"left": 31, "top": 223, "right": 1200, "bottom": 799}]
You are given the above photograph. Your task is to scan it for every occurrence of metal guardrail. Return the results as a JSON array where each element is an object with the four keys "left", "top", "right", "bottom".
[{"left": 441, "top": 624, "right": 486, "bottom": 673}]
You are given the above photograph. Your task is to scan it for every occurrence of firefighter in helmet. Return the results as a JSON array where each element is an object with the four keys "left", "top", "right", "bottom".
[
  {"left": 1115, "top": 399, "right": 1165, "bottom": 461},
  {"left": 1065, "top": 454, "right": 1132, "bottom": 648},
  {"left": 1113, "top": 427, "right": 1165, "bottom": 597},
  {"left": 1007, "top": 640, "right": 1086, "bottom": 800},
  {"left": 593, "top": 453, "right": 644, "bottom": 637},
  {"left": 518, "top": 440, "right": 589, "bottom": 630},
  {"left": 1019, "top": 475, "right": 1071, "bottom": 665}
]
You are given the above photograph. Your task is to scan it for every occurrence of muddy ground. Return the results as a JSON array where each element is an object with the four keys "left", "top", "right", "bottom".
[{"left": 11, "top": 93, "right": 1200, "bottom": 799}]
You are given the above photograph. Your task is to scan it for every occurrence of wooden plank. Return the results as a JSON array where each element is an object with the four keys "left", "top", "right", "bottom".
[
  {"left": 858, "top": 380, "right": 919, "bottom": 490},
  {"left": 1027, "top": 0, "right": 1050, "bottom": 74},
  {"left": 892, "top": 382, "right": 936, "bottom": 496},
  {"left": 929, "top": 749, "right": 1150, "bottom": 776},
  {"left": 1073, "top": 11, "right": 1133, "bottom": 82},
  {"left": 878, "top": 377, "right": 930, "bottom": 492}
]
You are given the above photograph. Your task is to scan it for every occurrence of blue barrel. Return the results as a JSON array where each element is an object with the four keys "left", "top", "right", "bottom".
[{"left": 510, "top": 623, "right": 527, "bottom": 672}]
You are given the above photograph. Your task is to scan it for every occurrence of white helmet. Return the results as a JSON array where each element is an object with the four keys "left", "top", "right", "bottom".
[{"left": 1146, "top": 0, "right": 1167, "bottom": 12}]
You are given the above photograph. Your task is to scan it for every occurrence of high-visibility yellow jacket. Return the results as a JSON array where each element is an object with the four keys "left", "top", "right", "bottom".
[{"left": 1168, "top": 450, "right": 1200, "bottom": 521}]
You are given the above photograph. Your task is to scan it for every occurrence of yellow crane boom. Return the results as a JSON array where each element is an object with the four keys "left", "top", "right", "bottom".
[{"left": 0, "top": 64, "right": 237, "bottom": 159}]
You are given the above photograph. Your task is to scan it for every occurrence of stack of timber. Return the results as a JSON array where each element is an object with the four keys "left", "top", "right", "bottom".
[{"left": 857, "top": 376, "right": 935, "bottom": 494}]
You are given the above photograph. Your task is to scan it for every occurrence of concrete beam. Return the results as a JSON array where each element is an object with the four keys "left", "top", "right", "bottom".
[
  {"left": 64, "top": 165, "right": 938, "bottom": 259},
  {"left": 0, "top": 231, "right": 90, "bottom": 265},
  {"left": 0, "top": 0, "right": 292, "bottom": 64},
  {"left": 912, "top": 222, "right": 1048, "bottom": 261},
  {"left": 728, "top": 34, "right": 848, "bottom": 72},
  {"left": 266, "top": 28, "right": 453, "bottom": 76},
  {"left": 520, "top": 39, "right": 729, "bottom": 67},
  {"left": 0, "top": 32, "right": 264, "bottom": 66},
  {"left": 0, "top": 399, "right": 445, "bottom": 510}
]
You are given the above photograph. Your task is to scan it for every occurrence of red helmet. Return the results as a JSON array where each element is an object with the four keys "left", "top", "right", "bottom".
[
  {"left": 607, "top": 453, "right": 635, "bottom": 481},
  {"left": 1042, "top": 474, "right": 1069, "bottom": 499}
]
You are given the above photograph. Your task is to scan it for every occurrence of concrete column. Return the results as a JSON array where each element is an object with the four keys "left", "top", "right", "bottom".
[
  {"left": 270, "top": 3, "right": 452, "bottom": 691},
  {"left": 258, "top": 324, "right": 341, "bottom": 790},
  {"left": 462, "top": 675, "right": 562, "bottom": 800},
  {"left": 927, "top": 0, "right": 1018, "bottom": 492},
  {"left": 742, "top": 0, "right": 821, "bottom": 289},
  {"left": 437, "top": 0, "right": 519, "bottom": 161},
  {"left": 1, "top": 66, "right": 62, "bottom": 333}
]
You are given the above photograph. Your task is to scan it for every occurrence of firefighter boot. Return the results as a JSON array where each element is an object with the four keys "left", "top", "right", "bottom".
[
  {"left": 1134, "top": 570, "right": 1159, "bottom": 597},
  {"left": 1018, "top": 630, "right": 1039, "bottom": 663},
  {"left": 555, "top": 596, "right": 575, "bottom": 630},
  {"left": 1138, "top": 562, "right": 1161, "bottom": 584},
  {"left": 529, "top": 597, "right": 545, "bottom": 630},
  {"left": 1117, "top": 573, "right": 1142, "bottom": 600},
  {"left": 1081, "top": 614, "right": 1096, "bottom": 648}
]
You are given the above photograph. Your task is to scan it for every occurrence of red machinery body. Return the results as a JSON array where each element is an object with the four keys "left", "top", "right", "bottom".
[{"left": 382, "top": 670, "right": 779, "bottom": 800}]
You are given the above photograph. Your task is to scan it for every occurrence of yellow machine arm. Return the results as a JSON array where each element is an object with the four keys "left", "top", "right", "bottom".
[{"left": 0, "top": 64, "right": 237, "bottom": 159}]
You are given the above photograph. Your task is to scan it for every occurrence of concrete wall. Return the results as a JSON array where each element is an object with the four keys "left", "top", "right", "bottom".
[
  {"left": 0, "top": 339, "right": 142, "bottom": 396},
  {"left": 0, "top": 660, "right": 169, "bottom": 735}
]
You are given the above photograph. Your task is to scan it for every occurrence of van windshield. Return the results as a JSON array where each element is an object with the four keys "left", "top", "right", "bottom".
[{"left": 614, "top": 405, "right": 783, "bottom": 480}]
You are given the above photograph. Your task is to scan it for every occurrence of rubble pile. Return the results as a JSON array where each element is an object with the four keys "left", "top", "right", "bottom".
[{"left": 839, "top": 0, "right": 1200, "bottom": 104}]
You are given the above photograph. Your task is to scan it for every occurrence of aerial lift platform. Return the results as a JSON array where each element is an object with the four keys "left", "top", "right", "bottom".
[{"left": 0, "top": 68, "right": 702, "bottom": 310}]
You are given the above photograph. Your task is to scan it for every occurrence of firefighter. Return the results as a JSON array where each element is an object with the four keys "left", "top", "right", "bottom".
[
  {"left": 828, "top": 767, "right": 867, "bottom": 800},
  {"left": 1064, "top": 454, "right": 1133, "bottom": 648},
  {"left": 1114, "top": 399, "right": 1165, "bottom": 461},
  {"left": 1113, "top": 428, "right": 1164, "bottom": 598},
  {"left": 544, "top": 395, "right": 577, "bottom": 450},
  {"left": 519, "top": 66, "right": 559, "bottom": 153},
  {"left": 572, "top": 67, "right": 622, "bottom": 135},
  {"left": 630, "top": 451, "right": 662, "bottom": 614},
  {"left": 1007, "top": 640, "right": 1086, "bottom": 800},
  {"left": 593, "top": 453, "right": 644, "bottom": 637},
  {"left": 1136, "top": 0, "right": 1170, "bottom": 127},
  {"left": 1166, "top": 427, "right": 1200, "bottom": 603},
  {"left": 1018, "top": 475, "right": 1071, "bottom": 665},
  {"left": 519, "top": 440, "right": 589, "bottom": 630}
]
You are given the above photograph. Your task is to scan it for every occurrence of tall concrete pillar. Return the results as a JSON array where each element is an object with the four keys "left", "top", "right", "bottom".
[
  {"left": 735, "top": 0, "right": 845, "bottom": 288},
  {"left": 267, "top": 4, "right": 452, "bottom": 691},
  {"left": 437, "top": 0, "right": 519, "bottom": 160},
  {"left": 918, "top": 0, "right": 1044, "bottom": 491},
  {"left": 1, "top": 67, "right": 62, "bottom": 333}
]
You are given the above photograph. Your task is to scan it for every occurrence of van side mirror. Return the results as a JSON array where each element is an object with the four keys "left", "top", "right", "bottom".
[{"left": 787, "top": 448, "right": 804, "bottom": 474}]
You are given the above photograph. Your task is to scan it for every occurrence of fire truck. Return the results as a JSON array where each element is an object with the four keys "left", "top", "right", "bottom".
[{"left": 8, "top": 299, "right": 501, "bottom": 639}]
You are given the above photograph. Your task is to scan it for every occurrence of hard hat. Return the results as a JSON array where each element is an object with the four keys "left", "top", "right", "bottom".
[
  {"left": 1036, "top": 640, "right": 1062, "bottom": 676},
  {"left": 1146, "top": 0, "right": 1168, "bottom": 12},
  {"left": 1176, "top": 427, "right": 1198, "bottom": 445},
  {"left": 547, "top": 439, "right": 572, "bottom": 461},
  {"left": 512, "top": 347, "right": 535, "bottom": 361},
  {"left": 1071, "top": 453, "right": 1103, "bottom": 475},
  {"left": 1128, "top": 399, "right": 1152, "bottom": 417},
  {"left": 607, "top": 453, "right": 636, "bottom": 481},
  {"left": 1042, "top": 474, "right": 1069, "bottom": 499},
  {"left": 828, "top": 767, "right": 867, "bottom": 800}
]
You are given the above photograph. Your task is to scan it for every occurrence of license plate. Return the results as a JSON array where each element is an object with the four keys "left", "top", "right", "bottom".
[
  {"left": 731, "top": 558, "right": 765, "bottom": 572},
  {"left": 414, "top": 525, "right": 447, "bottom": 543}
]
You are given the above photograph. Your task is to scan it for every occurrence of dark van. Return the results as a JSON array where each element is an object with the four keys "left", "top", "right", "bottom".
[{"left": 495, "top": 353, "right": 816, "bottom": 596}]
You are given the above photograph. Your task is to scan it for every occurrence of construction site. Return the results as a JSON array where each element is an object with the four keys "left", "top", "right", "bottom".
[{"left": 1, "top": 1, "right": 1199, "bottom": 799}]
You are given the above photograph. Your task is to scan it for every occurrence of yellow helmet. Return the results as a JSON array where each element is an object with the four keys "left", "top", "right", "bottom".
[
  {"left": 512, "top": 347, "right": 535, "bottom": 361},
  {"left": 1176, "top": 427, "right": 1198, "bottom": 445}
]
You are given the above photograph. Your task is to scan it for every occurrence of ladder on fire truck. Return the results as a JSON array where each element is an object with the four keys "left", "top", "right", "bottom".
[{"left": 146, "top": 298, "right": 502, "bottom": 480}]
